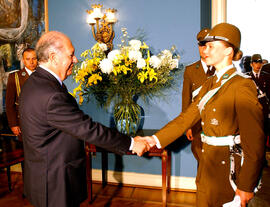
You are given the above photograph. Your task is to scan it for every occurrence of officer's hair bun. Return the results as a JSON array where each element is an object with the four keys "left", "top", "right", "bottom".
[{"left": 233, "top": 50, "right": 243, "bottom": 61}]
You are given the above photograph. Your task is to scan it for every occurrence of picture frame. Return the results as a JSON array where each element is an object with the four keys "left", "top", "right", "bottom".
[{"left": 0, "top": 0, "right": 48, "bottom": 128}]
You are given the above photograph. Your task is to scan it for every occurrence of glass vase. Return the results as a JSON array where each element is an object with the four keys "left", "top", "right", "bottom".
[{"left": 113, "top": 98, "right": 141, "bottom": 136}]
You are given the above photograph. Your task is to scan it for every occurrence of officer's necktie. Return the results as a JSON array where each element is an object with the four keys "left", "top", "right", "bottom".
[
  {"left": 255, "top": 74, "right": 259, "bottom": 82},
  {"left": 207, "top": 66, "right": 216, "bottom": 76}
]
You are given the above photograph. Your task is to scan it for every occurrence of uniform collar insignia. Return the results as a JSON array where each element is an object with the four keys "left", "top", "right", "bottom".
[
  {"left": 22, "top": 72, "right": 26, "bottom": 76},
  {"left": 222, "top": 74, "right": 229, "bottom": 79}
]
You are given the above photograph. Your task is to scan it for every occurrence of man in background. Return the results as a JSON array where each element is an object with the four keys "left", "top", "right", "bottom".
[
  {"left": 182, "top": 28, "right": 215, "bottom": 162},
  {"left": 19, "top": 31, "right": 149, "bottom": 207},
  {"left": 246, "top": 54, "right": 270, "bottom": 135},
  {"left": 5, "top": 48, "right": 37, "bottom": 140},
  {"left": 247, "top": 56, "right": 270, "bottom": 207}
]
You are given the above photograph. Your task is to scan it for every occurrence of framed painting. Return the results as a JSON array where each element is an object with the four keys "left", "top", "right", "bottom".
[{"left": 0, "top": 0, "right": 48, "bottom": 129}]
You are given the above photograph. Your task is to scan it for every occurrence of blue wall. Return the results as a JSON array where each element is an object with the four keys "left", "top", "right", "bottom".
[{"left": 48, "top": 0, "right": 210, "bottom": 177}]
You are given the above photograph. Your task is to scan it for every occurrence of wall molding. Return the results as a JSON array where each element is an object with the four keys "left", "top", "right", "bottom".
[
  {"left": 11, "top": 165, "right": 196, "bottom": 190},
  {"left": 92, "top": 169, "right": 196, "bottom": 190}
]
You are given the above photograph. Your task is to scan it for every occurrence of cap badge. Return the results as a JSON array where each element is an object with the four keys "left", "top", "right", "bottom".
[
  {"left": 196, "top": 64, "right": 199, "bottom": 69},
  {"left": 22, "top": 72, "right": 26, "bottom": 76}
]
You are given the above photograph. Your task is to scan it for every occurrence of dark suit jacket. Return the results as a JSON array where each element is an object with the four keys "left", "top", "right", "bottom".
[
  {"left": 6, "top": 68, "right": 29, "bottom": 128},
  {"left": 19, "top": 67, "right": 131, "bottom": 207},
  {"left": 246, "top": 71, "right": 270, "bottom": 120}
]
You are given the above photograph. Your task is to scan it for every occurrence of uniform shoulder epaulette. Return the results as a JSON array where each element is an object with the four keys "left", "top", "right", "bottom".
[
  {"left": 186, "top": 60, "right": 200, "bottom": 67},
  {"left": 236, "top": 71, "right": 250, "bottom": 78},
  {"left": 9, "top": 70, "right": 19, "bottom": 74},
  {"left": 261, "top": 71, "right": 270, "bottom": 76}
]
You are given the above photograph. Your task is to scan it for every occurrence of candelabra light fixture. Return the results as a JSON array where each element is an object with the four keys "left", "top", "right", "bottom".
[{"left": 86, "top": 4, "right": 117, "bottom": 52}]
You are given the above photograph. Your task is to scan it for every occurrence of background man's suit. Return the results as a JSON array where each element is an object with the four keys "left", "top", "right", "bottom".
[
  {"left": 6, "top": 68, "right": 29, "bottom": 133},
  {"left": 246, "top": 71, "right": 270, "bottom": 133},
  {"left": 182, "top": 60, "right": 211, "bottom": 161},
  {"left": 19, "top": 67, "right": 131, "bottom": 207}
]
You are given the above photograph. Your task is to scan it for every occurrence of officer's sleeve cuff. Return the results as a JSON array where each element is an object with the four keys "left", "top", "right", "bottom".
[
  {"left": 129, "top": 137, "right": 134, "bottom": 151},
  {"left": 152, "top": 135, "right": 162, "bottom": 149}
]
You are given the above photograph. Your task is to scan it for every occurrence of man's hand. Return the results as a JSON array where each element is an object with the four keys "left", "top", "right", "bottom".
[
  {"left": 140, "top": 136, "right": 157, "bottom": 147},
  {"left": 185, "top": 129, "right": 193, "bottom": 141},
  {"left": 11, "top": 126, "right": 21, "bottom": 136},
  {"left": 132, "top": 137, "right": 151, "bottom": 156},
  {"left": 235, "top": 188, "right": 254, "bottom": 207}
]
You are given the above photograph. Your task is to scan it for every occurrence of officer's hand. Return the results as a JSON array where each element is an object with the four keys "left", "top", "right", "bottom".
[
  {"left": 235, "top": 189, "right": 254, "bottom": 207},
  {"left": 11, "top": 126, "right": 21, "bottom": 136},
  {"left": 132, "top": 137, "right": 151, "bottom": 156},
  {"left": 186, "top": 129, "right": 193, "bottom": 141}
]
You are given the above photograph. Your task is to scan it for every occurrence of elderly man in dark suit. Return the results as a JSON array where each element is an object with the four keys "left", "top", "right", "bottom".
[
  {"left": 19, "top": 31, "right": 150, "bottom": 207},
  {"left": 6, "top": 48, "right": 37, "bottom": 140}
]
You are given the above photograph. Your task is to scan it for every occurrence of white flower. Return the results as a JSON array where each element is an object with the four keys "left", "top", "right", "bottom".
[
  {"left": 170, "top": 59, "right": 179, "bottom": 69},
  {"left": 161, "top": 49, "right": 172, "bottom": 58},
  {"left": 108, "top": 50, "right": 121, "bottom": 61},
  {"left": 98, "top": 43, "right": 108, "bottom": 51},
  {"left": 80, "top": 61, "right": 87, "bottom": 70},
  {"left": 128, "top": 50, "right": 142, "bottom": 61},
  {"left": 99, "top": 58, "right": 113, "bottom": 74},
  {"left": 137, "top": 58, "right": 146, "bottom": 69},
  {"left": 129, "top": 39, "right": 141, "bottom": 51},
  {"left": 149, "top": 55, "right": 161, "bottom": 69}
]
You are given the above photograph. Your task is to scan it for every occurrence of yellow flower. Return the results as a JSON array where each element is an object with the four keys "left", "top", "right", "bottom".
[
  {"left": 138, "top": 71, "right": 148, "bottom": 83},
  {"left": 141, "top": 42, "right": 149, "bottom": 49},
  {"left": 78, "top": 92, "right": 84, "bottom": 105},
  {"left": 81, "top": 50, "right": 90, "bottom": 58},
  {"left": 86, "top": 59, "right": 99, "bottom": 73},
  {"left": 87, "top": 74, "right": 102, "bottom": 86},
  {"left": 112, "top": 66, "right": 121, "bottom": 76},
  {"left": 148, "top": 68, "right": 158, "bottom": 82},
  {"left": 120, "top": 65, "right": 132, "bottom": 75},
  {"left": 75, "top": 69, "right": 88, "bottom": 83},
  {"left": 72, "top": 83, "right": 82, "bottom": 97}
]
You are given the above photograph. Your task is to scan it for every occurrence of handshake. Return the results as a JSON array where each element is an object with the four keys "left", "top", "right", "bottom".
[{"left": 131, "top": 136, "right": 158, "bottom": 156}]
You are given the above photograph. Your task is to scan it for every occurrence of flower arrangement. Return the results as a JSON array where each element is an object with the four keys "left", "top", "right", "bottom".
[{"left": 72, "top": 28, "right": 180, "bottom": 134}]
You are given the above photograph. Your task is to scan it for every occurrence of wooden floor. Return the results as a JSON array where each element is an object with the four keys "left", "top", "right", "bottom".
[{"left": 0, "top": 171, "right": 196, "bottom": 207}]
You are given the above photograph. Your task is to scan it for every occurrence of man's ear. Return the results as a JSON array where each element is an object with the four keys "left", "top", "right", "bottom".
[{"left": 48, "top": 51, "right": 58, "bottom": 66}]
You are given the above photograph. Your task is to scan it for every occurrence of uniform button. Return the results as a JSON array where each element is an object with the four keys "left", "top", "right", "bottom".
[
  {"left": 221, "top": 161, "right": 225, "bottom": 165},
  {"left": 213, "top": 108, "right": 216, "bottom": 112},
  {"left": 201, "top": 121, "right": 204, "bottom": 125},
  {"left": 202, "top": 149, "right": 204, "bottom": 153}
]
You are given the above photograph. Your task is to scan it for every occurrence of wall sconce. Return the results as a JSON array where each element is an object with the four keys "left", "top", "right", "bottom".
[{"left": 86, "top": 4, "right": 117, "bottom": 52}]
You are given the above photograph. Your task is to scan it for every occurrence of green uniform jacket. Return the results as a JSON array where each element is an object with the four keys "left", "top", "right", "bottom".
[{"left": 156, "top": 68, "right": 265, "bottom": 205}]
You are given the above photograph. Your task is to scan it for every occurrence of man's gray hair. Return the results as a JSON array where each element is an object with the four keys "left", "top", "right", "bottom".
[{"left": 35, "top": 31, "right": 68, "bottom": 63}]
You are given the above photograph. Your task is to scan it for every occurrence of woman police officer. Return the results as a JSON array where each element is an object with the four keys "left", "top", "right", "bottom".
[{"left": 145, "top": 23, "right": 265, "bottom": 206}]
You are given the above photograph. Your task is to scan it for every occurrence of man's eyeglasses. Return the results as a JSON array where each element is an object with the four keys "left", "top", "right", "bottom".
[{"left": 252, "top": 60, "right": 262, "bottom": 63}]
